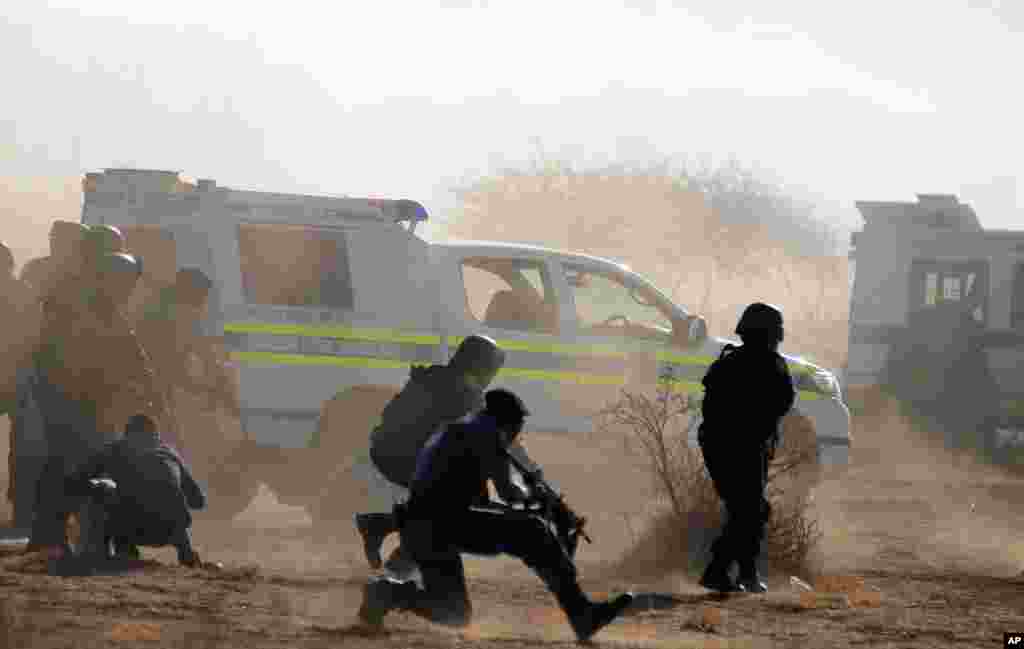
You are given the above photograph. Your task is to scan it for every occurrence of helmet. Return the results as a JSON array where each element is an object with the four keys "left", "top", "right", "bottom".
[
  {"left": 84, "top": 225, "right": 126, "bottom": 260},
  {"left": 484, "top": 388, "right": 530, "bottom": 424},
  {"left": 735, "top": 302, "right": 785, "bottom": 343},
  {"left": 96, "top": 252, "right": 142, "bottom": 277},
  {"left": 449, "top": 334, "right": 506, "bottom": 376},
  {"left": 176, "top": 267, "right": 213, "bottom": 292},
  {"left": 49, "top": 220, "right": 88, "bottom": 241},
  {"left": 49, "top": 221, "right": 89, "bottom": 257}
]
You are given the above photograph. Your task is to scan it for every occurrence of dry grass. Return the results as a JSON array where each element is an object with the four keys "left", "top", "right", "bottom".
[{"left": 598, "top": 378, "right": 823, "bottom": 581}]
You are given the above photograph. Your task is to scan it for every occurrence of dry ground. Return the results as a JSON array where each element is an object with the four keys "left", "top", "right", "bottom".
[{"left": 3, "top": 403, "right": 1024, "bottom": 649}]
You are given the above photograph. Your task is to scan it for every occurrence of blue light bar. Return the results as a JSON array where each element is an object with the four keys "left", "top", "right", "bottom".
[{"left": 393, "top": 199, "right": 429, "bottom": 223}]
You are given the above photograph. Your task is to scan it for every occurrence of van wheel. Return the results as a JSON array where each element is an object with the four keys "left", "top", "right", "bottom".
[{"left": 306, "top": 385, "right": 399, "bottom": 528}]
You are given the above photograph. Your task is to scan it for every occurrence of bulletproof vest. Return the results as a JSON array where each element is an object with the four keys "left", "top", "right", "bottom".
[
  {"left": 369, "top": 364, "right": 484, "bottom": 487},
  {"left": 698, "top": 344, "right": 792, "bottom": 449}
]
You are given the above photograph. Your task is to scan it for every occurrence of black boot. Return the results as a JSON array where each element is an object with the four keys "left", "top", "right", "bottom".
[
  {"left": 354, "top": 512, "right": 396, "bottom": 570},
  {"left": 569, "top": 593, "right": 635, "bottom": 643},
  {"left": 358, "top": 576, "right": 418, "bottom": 627},
  {"left": 383, "top": 545, "right": 418, "bottom": 579},
  {"left": 699, "top": 554, "right": 744, "bottom": 593},
  {"left": 737, "top": 559, "right": 767, "bottom": 594},
  {"left": 535, "top": 564, "right": 634, "bottom": 643}
]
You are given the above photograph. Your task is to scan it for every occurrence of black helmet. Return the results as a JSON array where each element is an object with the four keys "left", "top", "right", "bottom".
[
  {"left": 84, "top": 224, "right": 126, "bottom": 259},
  {"left": 485, "top": 388, "right": 530, "bottom": 424},
  {"left": 449, "top": 334, "right": 506, "bottom": 375},
  {"left": 735, "top": 302, "right": 785, "bottom": 343},
  {"left": 97, "top": 252, "right": 142, "bottom": 277}
]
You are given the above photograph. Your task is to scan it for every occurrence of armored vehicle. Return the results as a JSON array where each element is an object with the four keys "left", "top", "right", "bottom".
[{"left": 846, "top": 194, "right": 1024, "bottom": 453}]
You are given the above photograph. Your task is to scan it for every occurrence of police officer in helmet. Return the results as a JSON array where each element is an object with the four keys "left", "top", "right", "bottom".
[
  {"left": 698, "top": 302, "right": 795, "bottom": 593},
  {"left": 357, "top": 388, "right": 634, "bottom": 642},
  {"left": 354, "top": 334, "right": 508, "bottom": 572}
]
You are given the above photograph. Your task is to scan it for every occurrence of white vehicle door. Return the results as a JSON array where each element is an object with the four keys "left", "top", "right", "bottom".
[
  {"left": 554, "top": 261, "right": 697, "bottom": 421},
  {"left": 450, "top": 254, "right": 589, "bottom": 433}
]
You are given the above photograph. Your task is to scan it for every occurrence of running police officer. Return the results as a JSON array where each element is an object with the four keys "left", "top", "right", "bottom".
[
  {"left": 357, "top": 389, "right": 634, "bottom": 643},
  {"left": 353, "top": 334, "right": 506, "bottom": 572}
]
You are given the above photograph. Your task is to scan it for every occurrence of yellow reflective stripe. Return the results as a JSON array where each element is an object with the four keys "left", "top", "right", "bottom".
[
  {"left": 225, "top": 322, "right": 440, "bottom": 345},
  {"left": 232, "top": 351, "right": 410, "bottom": 369},
  {"left": 445, "top": 335, "right": 627, "bottom": 358},
  {"left": 656, "top": 351, "right": 715, "bottom": 366},
  {"left": 230, "top": 351, "right": 626, "bottom": 385}
]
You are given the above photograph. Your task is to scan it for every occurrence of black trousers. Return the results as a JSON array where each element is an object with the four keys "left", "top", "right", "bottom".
[
  {"left": 398, "top": 504, "right": 584, "bottom": 626},
  {"left": 701, "top": 445, "right": 771, "bottom": 573}
]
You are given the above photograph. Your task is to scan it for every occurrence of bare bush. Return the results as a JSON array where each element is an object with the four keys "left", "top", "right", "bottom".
[{"left": 600, "top": 373, "right": 823, "bottom": 578}]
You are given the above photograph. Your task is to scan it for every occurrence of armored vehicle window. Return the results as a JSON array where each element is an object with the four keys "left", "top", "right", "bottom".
[
  {"left": 460, "top": 257, "right": 558, "bottom": 334},
  {"left": 908, "top": 259, "right": 989, "bottom": 325},
  {"left": 237, "top": 224, "right": 353, "bottom": 310},
  {"left": 562, "top": 264, "right": 673, "bottom": 337},
  {"left": 1013, "top": 263, "right": 1024, "bottom": 330}
]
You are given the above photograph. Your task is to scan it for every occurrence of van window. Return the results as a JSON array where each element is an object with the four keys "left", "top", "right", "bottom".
[
  {"left": 237, "top": 224, "right": 353, "bottom": 310},
  {"left": 1013, "top": 263, "right": 1024, "bottom": 330},
  {"left": 461, "top": 257, "right": 558, "bottom": 334},
  {"left": 562, "top": 264, "right": 673, "bottom": 336}
]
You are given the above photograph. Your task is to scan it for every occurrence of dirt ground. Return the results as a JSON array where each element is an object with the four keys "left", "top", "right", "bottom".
[{"left": 2, "top": 404, "right": 1024, "bottom": 649}]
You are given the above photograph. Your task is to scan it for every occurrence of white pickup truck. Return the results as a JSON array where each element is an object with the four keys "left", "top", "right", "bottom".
[{"left": 72, "top": 168, "right": 851, "bottom": 522}]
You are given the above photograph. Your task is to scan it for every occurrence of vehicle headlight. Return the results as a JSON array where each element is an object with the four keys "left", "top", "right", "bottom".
[{"left": 808, "top": 370, "right": 840, "bottom": 398}]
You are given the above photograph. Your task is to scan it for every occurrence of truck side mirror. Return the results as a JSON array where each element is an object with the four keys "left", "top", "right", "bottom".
[{"left": 687, "top": 315, "right": 708, "bottom": 344}]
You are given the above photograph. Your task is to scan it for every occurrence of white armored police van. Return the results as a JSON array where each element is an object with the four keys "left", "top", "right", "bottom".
[{"left": 79, "top": 168, "right": 852, "bottom": 522}]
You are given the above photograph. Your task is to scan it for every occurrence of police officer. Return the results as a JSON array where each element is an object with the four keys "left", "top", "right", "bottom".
[
  {"left": 1, "top": 241, "right": 37, "bottom": 515},
  {"left": 28, "top": 252, "right": 166, "bottom": 552},
  {"left": 357, "top": 389, "right": 634, "bottom": 643},
  {"left": 698, "top": 303, "right": 795, "bottom": 594},
  {"left": 19, "top": 220, "right": 89, "bottom": 304},
  {"left": 353, "top": 334, "right": 507, "bottom": 572},
  {"left": 63, "top": 414, "right": 205, "bottom": 567}
]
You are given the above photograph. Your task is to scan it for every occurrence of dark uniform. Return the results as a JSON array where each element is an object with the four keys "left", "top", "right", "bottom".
[
  {"left": 135, "top": 268, "right": 230, "bottom": 453},
  {"left": 354, "top": 335, "right": 506, "bottom": 571},
  {"left": 357, "top": 389, "right": 634, "bottom": 643},
  {"left": 698, "top": 303, "right": 795, "bottom": 594},
  {"left": 64, "top": 414, "right": 204, "bottom": 566}
]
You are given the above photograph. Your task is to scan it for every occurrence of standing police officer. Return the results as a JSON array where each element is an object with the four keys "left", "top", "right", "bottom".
[
  {"left": 357, "top": 389, "right": 634, "bottom": 643},
  {"left": 28, "top": 251, "right": 166, "bottom": 553},
  {"left": 698, "top": 303, "right": 795, "bottom": 594},
  {"left": 353, "top": 334, "right": 507, "bottom": 572}
]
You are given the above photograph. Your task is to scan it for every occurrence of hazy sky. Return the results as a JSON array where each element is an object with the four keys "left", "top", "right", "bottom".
[{"left": 3, "top": 1, "right": 1022, "bottom": 241}]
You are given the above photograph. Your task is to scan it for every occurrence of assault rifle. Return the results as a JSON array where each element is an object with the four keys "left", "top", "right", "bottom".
[{"left": 504, "top": 449, "right": 592, "bottom": 559}]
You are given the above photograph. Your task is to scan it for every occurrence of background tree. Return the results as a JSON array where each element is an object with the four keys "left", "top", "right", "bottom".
[{"left": 444, "top": 147, "right": 850, "bottom": 368}]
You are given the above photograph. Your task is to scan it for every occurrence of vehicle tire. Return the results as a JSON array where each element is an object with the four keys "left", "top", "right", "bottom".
[{"left": 307, "top": 385, "right": 399, "bottom": 528}]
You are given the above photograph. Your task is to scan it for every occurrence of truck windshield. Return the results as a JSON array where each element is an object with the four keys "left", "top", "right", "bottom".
[{"left": 237, "top": 224, "right": 354, "bottom": 310}]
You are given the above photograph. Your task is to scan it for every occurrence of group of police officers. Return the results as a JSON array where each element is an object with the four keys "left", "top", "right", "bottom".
[
  {"left": 353, "top": 304, "right": 795, "bottom": 641},
  {"left": 1, "top": 222, "right": 212, "bottom": 573},
  {"left": 3, "top": 219, "right": 796, "bottom": 643}
]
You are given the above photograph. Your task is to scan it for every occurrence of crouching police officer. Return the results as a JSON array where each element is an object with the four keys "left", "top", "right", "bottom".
[
  {"left": 357, "top": 389, "right": 634, "bottom": 643},
  {"left": 354, "top": 334, "right": 507, "bottom": 572},
  {"left": 63, "top": 414, "right": 206, "bottom": 567},
  {"left": 698, "top": 303, "right": 795, "bottom": 594}
]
